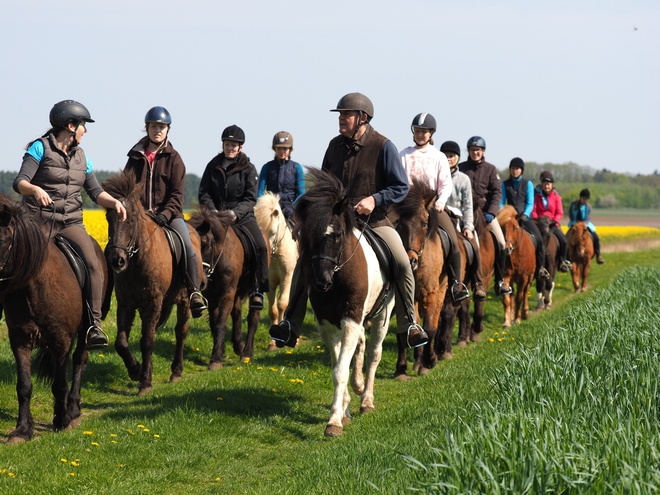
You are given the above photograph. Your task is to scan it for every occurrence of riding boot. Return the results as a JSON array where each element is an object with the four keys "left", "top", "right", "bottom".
[
  {"left": 537, "top": 244, "right": 550, "bottom": 280},
  {"left": 447, "top": 252, "right": 469, "bottom": 306},
  {"left": 494, "top": 250, "right": 512, "bottom": 295},
  {"left": 592, "top": 231, "right": 605, "bottom": 264},
  {"left": 186, "top": 254, "right": 207, "bottom": 318},
  {"left": 86, "top": 320, "right": 109, "bottom": 350},
  {"left": 270, "top": 261, "right": 306, "bottom": 348}
]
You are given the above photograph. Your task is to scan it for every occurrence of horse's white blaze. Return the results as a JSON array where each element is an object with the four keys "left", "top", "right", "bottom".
[{"left": 324, "top": 223, "right": 335, "bottom": 236}]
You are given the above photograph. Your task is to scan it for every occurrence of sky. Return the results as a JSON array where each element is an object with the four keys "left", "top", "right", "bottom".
[{"left": 1, "top": 0, "right": 658, "bottom": 178}]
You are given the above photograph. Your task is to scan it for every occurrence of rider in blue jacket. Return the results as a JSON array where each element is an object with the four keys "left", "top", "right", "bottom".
[{"left": 568, "top": 189, "right": 605, "bottom": 264}]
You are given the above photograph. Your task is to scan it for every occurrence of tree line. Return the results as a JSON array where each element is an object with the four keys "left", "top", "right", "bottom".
[{"left": 0, "top": 162, "right": 658, "bottom": 210}]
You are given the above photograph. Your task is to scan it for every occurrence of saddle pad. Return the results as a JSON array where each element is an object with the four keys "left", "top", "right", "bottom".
[
  {"left": 163, "top": 226, "right": 186, "bottom": 272},
  {"left": 460, "top": 235, "right": 475, "bottom": 267},
  {"left": 54, "top": 235, "right": 89, "bottom": 293},
  {"left": 232, "top": 224, "right": 257, "bottom": 269}
]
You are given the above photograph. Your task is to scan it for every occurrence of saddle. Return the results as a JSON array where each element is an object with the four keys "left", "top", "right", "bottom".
[
  {"left": 55, "top": 235, "right": 93, "bottom": 324},
  {"left": 521, "top": 225, "right": 540, "bottom": 251},
  {"left": 231, "top": 224, "right": 261, "bottom": 292},
  {"left": 162, "top": 225, "right": 189, "bottom": 280},
  {"left": 359, "top": 222, "right": 397, "bottom": 320}
]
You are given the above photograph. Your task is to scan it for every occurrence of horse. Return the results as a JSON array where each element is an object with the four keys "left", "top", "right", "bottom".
[
  {"left": 534, "top": 216, "right": 559, "bottom": 309},
  {"left": 295, "top": 168, "right": 395, "bottom": 437},
  {"left": 392, "top": 179, "right": 448, "bottom": 377},
  {"left": 471, "top": 207, "right": 496, "bottom": 338},
  {"left": 103, "top": 171, "right": 204, "bottom": 395},
  {"left": 567, "top": 221, "right": 594, "bottom": 292},
  {"left": 0, "top": 194, "right": 111, "bottom": 443},
  {"left": 497, "top": 205, "right": 536, "bottom": 328},
  {"left": 187, "top": 207, "right": 267, "bottom": 367},
  {"left": 254, "top": 192, "right": 298, "bottom": 351}
]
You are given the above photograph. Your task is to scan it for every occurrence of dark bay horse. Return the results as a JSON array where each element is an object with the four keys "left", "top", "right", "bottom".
[
  {"left": 567, "top": 221, "right": 594, "bottom": 292},
  {"left": 0, "top": 195, "right": 110, "bottom": 443},
  {"left": 392, "top": 179, "right": 448, "bottom": 376},
  {"left": 498, "top": 205, "right": 536, "bottom": 328},
  {"left": 103, "top": 171, "right": 204, "bottom": 395},
  {"left": 471, "top": 207, "right": 496, "bottom": 338},
  {"left": 534, "top": 216, "right": 559, "bottom": 309},
  {"left": 296, "top": 169, "right": 395, "bottom": 437},
  {"left": 187, "top": 208, "right": 266, "bottom": 367}
]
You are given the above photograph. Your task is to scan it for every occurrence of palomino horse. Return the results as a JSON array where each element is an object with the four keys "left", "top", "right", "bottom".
[
  {"left": 498, "top": 205, "right": 536, "bottom": 328},
  {"left": 104, "top": 171, "right": 204, "bottom": 395},
  {"left": 534, "top": 216, "right": 559, "bottom": 309},
  {"left": 187, "top": 208, "right": 267, "bottom": 367},
  {"left": 254, "top": 192, "right": 298, "bottom": 351},
  {"left": 296, "top": 169, "right": 395, "bottom": 437},
  {"left": 0, "top": 195, "right": 111, "bottom": 443},
  {"left": 392, "top": 179, "right": 448, "bottom": 377},
  {"left": 471, "top": 207, "right": 496, "bottom": 338},
  {"left": 567, "top": 221, "right": 594, "bottom": 292}
]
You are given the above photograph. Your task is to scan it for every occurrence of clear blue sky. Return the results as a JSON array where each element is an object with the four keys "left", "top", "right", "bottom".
[{"left": 1, "top": 0, "right": 658, "bottom": 177}]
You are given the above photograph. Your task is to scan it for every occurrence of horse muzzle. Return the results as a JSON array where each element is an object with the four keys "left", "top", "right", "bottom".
[{"left": 106, "top": 249, "right": 129, "bottom": 273}]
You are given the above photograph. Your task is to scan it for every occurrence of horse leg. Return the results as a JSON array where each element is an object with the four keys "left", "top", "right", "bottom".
[
  {"left": 502, "top": 292, "right": 513, "bottom": 328},
  {"left": 437, "top": 298, "right": 457, "bottom": 359},
  {"left": 208, "top": 295, "right": 233, "bottom": 370},
  {"left": 115, "top": 306, "right": 140, "bottom": 381},
  {"left": 471, "top": 299, "right": 485, "bottom": 341},
  {"left": 136, "top": 308, "right": 161, "bottom": 396},
  {"left": 360, "top": 312, "right": 389, "bottom": 414},
  {"left": 8, "top": 345, "right": 34, "bottom": 444},
  {"left": 351, "top": 331, "right": 366, "bottom": 397},
  {"left": 230, "top": 296, "right": 245, "bottom": 357},
  {"left": 571, "top": 263, "right": 581, "bottom": 292},
  {"left": 240, "top": 307, "right": 260, "bottom": 363},
  {"left": 51, "top": 352, "right": 72, "bottom": 431},
  {"left": 325, "top": 320, "right": 361, "bottom": 437},
  {"left": 582, "top": 262, "right": 590, "bottom": 292},
  {"left": 393, "top": 333, "right": 410, "bottom": 380},
  {"left": 66, "top": 332, "right": 90, "bottom": 429},
  {"left": 457, "top": 298, "right": 471, "bottom": 345},
  {"left": 170, "top": 297, "right": 190, "bottom": 382}
]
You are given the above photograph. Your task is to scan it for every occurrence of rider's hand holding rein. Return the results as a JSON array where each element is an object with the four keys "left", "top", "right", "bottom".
[
  {"left": 354, "top": 195, "right": 376, "bottom": 215},
  {"left": 97, "top": 192, "right": 127, "bottom": 222},
  {"left": 16, "top": 182, "right": 53, "bottom": 207}
]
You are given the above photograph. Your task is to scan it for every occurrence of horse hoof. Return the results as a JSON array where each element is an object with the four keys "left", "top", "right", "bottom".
[
  {"left": 393, "top": 372, "right": 411, "bottom": 382},
  {"left": 128, "top": 373, "right": 141, "bottom": 382},
  {"left": 456, "top": 340, "right": 468, "bottom": 348},
  {"left": 137, "top": 386, "right": 153, "bottom": 396},
  {"left": 440, "top": 352, "right": 453, "bottom": 360},
  {"left": 267, "top": 340, "right": 278, "bottom": 352},
  {"left": 208, "top": 362, "right": 223, "bottom": 371},
  {"left": 66, "top": 417, "right": 82, "bottom": 430},
  {"left": 502, "top": 323, "right": 511, "bottom": 329},
  {"left": 470, "top": 333, "right": 481, "bottom": 343},
  {"left": 7, "top": 436, "right": 27, "bottom": 445},
  {"left": 412, "top": 362, "right": 421, "bottom": 373},
  {"left": 418, "top": 367, "right": 431, "bottom": 376},
  {"left": 360, "top": 405, "right": 376, "bottom": 414},
  {"left": 324, "top": 424, "right": 343, "bottom": 437},
  {"left": 342, "top": 416, "right": 353, "bottom": 425},
  {"left": 170, "top": 375, "right": 182, "bottom": 383}
]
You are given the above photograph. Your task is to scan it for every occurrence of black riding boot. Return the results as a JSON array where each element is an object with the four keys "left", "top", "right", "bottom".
[
  {"left": 447, "top": 252, "right": 469, "bottom": 306},
  {"left": 592, "top": 231, "right": 604, "bottom": 264},
  {"left": 86, "top": 320, "right": 109, "bottom": 350},
  {"left": 494, "top": 250, "right": 512, "bottom": 295},
  {"left": 187, "top": 254, "right": 207, "bottom": 318},
  {"left": 270, "top": 262, "right": 305, "bottom": 348}
]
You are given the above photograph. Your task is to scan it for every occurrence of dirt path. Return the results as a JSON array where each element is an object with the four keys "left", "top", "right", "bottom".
[{"left": 602, "top": 238, "right": 660, "bottom": 253}]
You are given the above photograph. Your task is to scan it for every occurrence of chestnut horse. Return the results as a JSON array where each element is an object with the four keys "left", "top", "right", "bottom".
[
  {"left": 187, "top": 208, "right": 267, "bottom": 367},
  {"left": 392, "top": 179, "right": 448, "bottom": 377},
  {"left": 567, "top": 221, "right": 594, "bottom": 292},
  {"left": 471, "top": 207, "right": 496, "bottom": 338},
  {"left": 0, "top": 195, "right": 110, "bottom": 443},
  {"left": 534, "top": 216, "right": 559, "bottom": 309},
  {"left": 296, "top": 169, "right": 395, "bottom": 437},
  {"left": 103, "top": 171, "right": 204, "bottom": 395},
  {"left": 498, "top": 205, "right": 536, "bottom": 328},
  {"left": 254, "top": 192, "right": 298, "bottom": 351}
]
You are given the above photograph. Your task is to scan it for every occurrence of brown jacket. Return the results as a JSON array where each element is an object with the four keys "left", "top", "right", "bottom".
[
  {"left": 124, "top": 137, "right": 186, "bottom": 221},
  {"left": 458, "top": 158, "right": 502, "bottom": 217}
]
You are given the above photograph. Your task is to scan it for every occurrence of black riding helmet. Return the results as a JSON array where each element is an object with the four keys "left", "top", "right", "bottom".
[
  {"left": 440, "top": 140, "right": 461, "bottom": 157},
  {"left": 49, "top": 100, "right": 95, "bottom": 129},
  {"left": 145, "top": 106, "right": 172, "bottom": 125},
  {"left": 410, "top": 113, "right": 436, "bottom": 133},
  {"left": 222, "top": 125, "right": 245, "bottom": 144},
  {"left": 509, "top": 157, "right": 525, "bottom": 172}
]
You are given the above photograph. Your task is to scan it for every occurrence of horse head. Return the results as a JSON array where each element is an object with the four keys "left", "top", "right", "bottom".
[
  {"left": 296, "top": 168, "right": 355, "bottom": 292},
  {"left": 568, "top": 222, "right": 589, "bottom": 258},
  {"left": 187, "top": 207, "right": 235, "bottom": 280},
  {"left": 255, "top": 192, "right": 287, "bottom": 252},
  {"left": 392, "top": 179, "right": 438, "bottom": 272},
  {"left": 102, "top": 170, "right": 150, "bottom": 273},
  {"left": 497, "top": 205, "right": 519, "bottom": 256}
]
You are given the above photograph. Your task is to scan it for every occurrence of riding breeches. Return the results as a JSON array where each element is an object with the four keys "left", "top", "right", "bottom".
[
  {"left": 551, "top": 224, "right": 569, "bottom": 260},
  {"left": 520, "top": 217, "right": 546, "bottom": 271},
  {"left": 238, "top": 218, "right": 270, "bottom": 294},
  {"left": 589, "top": 230, "right": 602, "bottom": 256},
  {"left": 169, "top": 218, "right": 202, "bottom": 291},
  {"left": 59, "top": 224, "right": 102, "bottom": 322},
  {"left": 488, "top": 217, "right": 506, "bottom": 250}
]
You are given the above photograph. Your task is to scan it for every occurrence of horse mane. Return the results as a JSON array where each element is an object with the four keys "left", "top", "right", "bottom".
[
  {"left": 254, "top": 192, "right": 283, "bottom": 232},
  {"left": 295, "top": 168, "right": 356, "bottom": 261},
  {"left": 497, "top": 204, "right": 518, "bottom": 225},
  {"left": 535, "top": 216, "right": 552, "bottom": 241},
  {"left": 187, "top": 205, "right": 235, "bottom": 235},
  {"left": 392, "top": 178, "right": 439, "bottom": 240},
  {"left": 0, "top": 194, "right": 49, "bottom": 297}
]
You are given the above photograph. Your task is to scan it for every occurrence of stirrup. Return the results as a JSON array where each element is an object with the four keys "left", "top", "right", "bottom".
[
  {"left": 86, "top": 324, "right": 109, "bottom": 350},
  {"left": 450, "top": 280, "right": 470, "bottom": 303},
  {"left": 406, "top": 323, "right": 429, "bottom": 348},
  {"left": 497, "top": 280, "right": 512, "bottom": 295},
  {"left": 249, "top": 292, "right": 265, "bottom": 309},
  {"left": 538, "top": 267, "right": 550, "bottom": 280},
  {"left": 190, "top": 291, "right": 208, "bottom": 318},
  {"left": 270, "top": 320, "right": 297, "bottom": 348}
]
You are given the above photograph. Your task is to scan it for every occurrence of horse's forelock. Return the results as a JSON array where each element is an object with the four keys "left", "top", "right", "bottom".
[
  {"left": 254, "top": 193, "right": 282, "bottom": 232},
  {"left": 497, "top": 205, "right": 517, "bottom": 225}
]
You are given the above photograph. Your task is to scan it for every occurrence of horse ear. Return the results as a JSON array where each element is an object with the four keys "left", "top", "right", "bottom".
[
  {"left": 0, "top": 205, "right": 11, "bottom": 228},
  {"left": 333, "top": 195, "right": 351, "bottom": 217},
  {"left": 424, "top": 194, "right": 437, "bottom": 211}
]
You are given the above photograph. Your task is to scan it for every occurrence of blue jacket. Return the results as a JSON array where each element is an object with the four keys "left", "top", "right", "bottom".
[
  {"left": 257, "top": 158, "right": 305, "bottom": 218},
  {"left": 501, "top": 176, "right": 534, "bottom": 217},
  {"left": 568, "top": 201, "right": 596, "bottom": 232}
]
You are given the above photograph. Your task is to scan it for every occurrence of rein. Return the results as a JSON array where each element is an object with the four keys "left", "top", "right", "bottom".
[
  {"left": 269, "top": 217, "right": 287, "bottom": 256},
  {"left": 312, "top": 215, "right": 370, "bottom": 273},
  {"left": 405, "top": 217, "right": 430, "bottom": 260},
  {"left": 204, "top": 223, "right": 231, "bottom": 279},
  {"left": 106, "top": 210, "right": 159, "bottom": 258}
]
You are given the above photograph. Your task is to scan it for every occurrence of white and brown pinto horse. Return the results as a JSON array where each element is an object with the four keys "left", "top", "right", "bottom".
[
  {"left": 254, "top": 192, "right": 298, "bottom": 351},
  {"left": 296, "top": 169, "right": 395, "bottom": 437}
]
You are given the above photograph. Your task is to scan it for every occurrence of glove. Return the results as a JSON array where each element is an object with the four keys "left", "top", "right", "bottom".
[
  {"left": 283, "top": 206, "right": 294, "bottom": 219},
  {"left": 484, "top": 213, "right": 495, "bottom": 224},
  {"left": 155, "top": 214, "right": 168, "bottom": 226},
  {"left": 228, "top": 210, "right": 237, "bottom": 223},
  {"left": 520, "top": 214, "right": 529, "bottom": 222}
]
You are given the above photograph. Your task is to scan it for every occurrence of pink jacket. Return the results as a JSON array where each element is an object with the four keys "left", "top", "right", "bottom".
[{"left": 532, "top": 189, "right": 563, "bottom": 224}]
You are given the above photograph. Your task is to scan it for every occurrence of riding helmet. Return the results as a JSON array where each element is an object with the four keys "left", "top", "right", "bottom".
[
  {"left": 330, "top": 92, "right": 374, "bottom": 119},
  {"left": 580, "top": 188, "right": 590, "bottom": 199},
  {"left": 440, "top": 140, "right": 461, "bottom": 157},
  {"left": 272, "top": 131, "right": 293, "bottom": 149},
  {"left": 145, "top": 106, "right": 172, "bottom": 125},
  {"left": 509, "top": 157, "right": 525, "bottom": 171},
  {"left": 222, "top": 125, "right": 245, "bottom": 144},
  {"left": 49, "top": 100, "right": 95, "bottom": 129},
  {"left": 540, "top": 170, "right": 554, "bottom": 183},
  {"left": 466, "top": 136, "right": 486, "bottom": 149},
  {"left": 411, "top": 113, "right": 437, "bottom": 133}
]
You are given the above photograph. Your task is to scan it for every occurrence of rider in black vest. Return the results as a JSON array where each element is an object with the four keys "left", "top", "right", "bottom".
[{"left": 500, "top": 158, "right": 550, "bottom": 281}]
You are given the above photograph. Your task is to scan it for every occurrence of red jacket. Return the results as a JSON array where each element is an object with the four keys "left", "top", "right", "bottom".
[{"left": 532, "top": 188, "right": 563, "bottom": 224}]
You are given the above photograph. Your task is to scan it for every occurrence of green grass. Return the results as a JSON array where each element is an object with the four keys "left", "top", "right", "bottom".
[{"left": 0, "top": 247, "right": 659, "bottom": 494}]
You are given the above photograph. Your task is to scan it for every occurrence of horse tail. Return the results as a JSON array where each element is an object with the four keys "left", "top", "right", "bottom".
[{"left": 33, "top": 348, "right": 57, "bottom": 384}]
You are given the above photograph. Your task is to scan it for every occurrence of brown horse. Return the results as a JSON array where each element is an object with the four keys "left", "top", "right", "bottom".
[
  {"left": 254, "top": 192, "right": 298, "bottom": 351},
  {"left": 567, "top": 221, "right": 594, "bottom": 292},
  {"left": 498, "top": 205, "right": 536, "bottom": 328},
  {"left": 534, "top": 216, "right": 559, "bottom": 309},
  {"left": 187, "top": 208, "right": 266, "bottom": 367},
  {"left": 392, "top": 179, "right": 448, "bottom": 376},
  {"left": 471, "top": 207, "right": 496, "bottom": 338},
  {"left": 0, "top": 194, "right": 111, "bottom": 443},
  {"left": 103, "top": 171, "right": 204, "bottom": 395},
  {"left": 296, "top": 169, "right": 395, "bottom": 437}
]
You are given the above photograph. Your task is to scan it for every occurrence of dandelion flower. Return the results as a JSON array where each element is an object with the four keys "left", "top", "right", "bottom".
[
  {"left": 154, "top": 434, "right": 160, "bottom": 438},
  {"left": 217, "top": 397, "right": 223, "bottom": 401},
  {"left": 137, "top": 425, "right": 145, "bottom": 428},
  {"left": 489, "top": 338, "right": 495, "bottom": 342},
  {"left": 70, "top": 461, "right": 79, "bottom": 467},
  {"left": 60, "top": 459, "right": 68, "bottom": 463},
  {"left": 83, "top": 431, "right": 93, "bottom": 435},
  {"left": 91, "top": 442, "right": 100, "bottom": 446},
  {"left": 143, "top": 429, "right": 150, "bottom": 432}
]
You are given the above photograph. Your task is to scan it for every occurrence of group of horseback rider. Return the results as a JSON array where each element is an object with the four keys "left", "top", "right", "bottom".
[{"left": 16, "top": 96, "right": 602, "bottom": 354}]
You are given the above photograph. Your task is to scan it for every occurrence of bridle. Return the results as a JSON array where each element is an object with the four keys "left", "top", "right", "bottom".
[
  {"left": 406, "top": 219, "right": 429, "bottom": 260},
  {"left": 203, "top": 222, "right": 231, "bottom": 279},
  {"left": 311, "top": 215, "right": 369, "bottom": 273},
  {"left": 269, "top": 216, "right": 287, "bottom": 256},
  {"left": 106, "top": 209, "right": 158, "bottom": 259}
]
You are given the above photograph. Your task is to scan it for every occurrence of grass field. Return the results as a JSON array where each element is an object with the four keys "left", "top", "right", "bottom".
[{"left": 0, "top": 220, "right": 659, "bottom": 493}]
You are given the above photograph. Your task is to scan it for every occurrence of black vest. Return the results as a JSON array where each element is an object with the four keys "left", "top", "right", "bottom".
[{"left": 503, "top": 177, "right": 529, "bottom": 214}]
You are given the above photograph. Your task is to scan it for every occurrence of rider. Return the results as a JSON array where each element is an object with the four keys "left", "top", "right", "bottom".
[
  {"left": 500, "top": 157, "right": 551, "bottom": 281},
  {"left": 257, "top": 131, "right": 305, "bottom": 224},
  {"left": 124, "top": 106, "right": 207, "bottom": 318},
  {"left": 399, "top": 113, "right": 470, "bottom": 305},
  {"left": 14, "top": 100, "right": 127, "bottom": 349},
  {"left": 459, "top": 136, "right": 512, "bottom": 295},
  {"left": 269, "top": 92, "right": 429, "bottom": 349},
  {"left": 532, "top": 170, "right": 572, "bottom": 272},
  {"left": 198, "top": 125, "right": 270, "bottom": 309},
  {"left": 440, "top": 140, "right": 487, "bottom": 301},
  {"left": 568, "top": 188, "right": 605, "bottom": 264}
]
